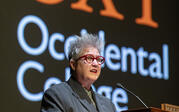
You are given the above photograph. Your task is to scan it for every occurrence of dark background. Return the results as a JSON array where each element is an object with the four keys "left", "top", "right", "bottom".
[{"left": 0, "top": 0, "right": 178, "bottom": 112}]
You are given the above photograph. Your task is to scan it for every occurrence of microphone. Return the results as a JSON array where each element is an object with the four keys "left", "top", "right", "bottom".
[{"left": 116, "top": 82, "right": 149, "bottom": 109}]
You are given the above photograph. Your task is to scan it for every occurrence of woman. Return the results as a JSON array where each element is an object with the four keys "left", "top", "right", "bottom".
[{"left": 40, "top": 33, "right": 116, "bottom": 112}]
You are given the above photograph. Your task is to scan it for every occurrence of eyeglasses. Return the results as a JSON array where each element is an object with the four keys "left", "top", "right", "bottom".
[{"left": 77, "top": 54, "right": 105, "bottom": 65}]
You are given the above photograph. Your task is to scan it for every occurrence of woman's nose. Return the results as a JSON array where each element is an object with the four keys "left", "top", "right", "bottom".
[{"left": 91, "top": 59, "right": 99, "bottom": 66}]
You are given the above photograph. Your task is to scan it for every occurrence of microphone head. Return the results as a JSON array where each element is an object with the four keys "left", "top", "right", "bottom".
[{"left": 116, "top": 82, "right": 124, "bottom": 88}]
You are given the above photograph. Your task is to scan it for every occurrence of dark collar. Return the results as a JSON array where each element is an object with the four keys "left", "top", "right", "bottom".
[
  {"left": 67, "top": 77, "right": 102, "bottom": 112},
  {"left": 67, "top": 77, "right": 93, "bottom": 104}
]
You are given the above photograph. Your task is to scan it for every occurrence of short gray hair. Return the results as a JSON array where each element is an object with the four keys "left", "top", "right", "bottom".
[{"left": 68, "top": 33, "right": 104, "bottom": 61}]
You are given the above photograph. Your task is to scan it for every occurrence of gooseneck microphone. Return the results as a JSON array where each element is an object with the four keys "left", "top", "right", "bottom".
[{"left": 116, "top": 83, "right": 149, "bottom": 109}]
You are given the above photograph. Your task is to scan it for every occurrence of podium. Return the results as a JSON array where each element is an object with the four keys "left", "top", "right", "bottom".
[
  {"left": 121, "top": 107, "right": 170, "bottom": 112},
  {"left": 161, "top": 103, "right": 179, "bottom": 112}
]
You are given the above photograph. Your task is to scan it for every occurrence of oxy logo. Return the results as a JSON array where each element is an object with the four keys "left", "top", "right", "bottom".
[{"left": 36, "top": 0, "right": 158, "bottom": 28}]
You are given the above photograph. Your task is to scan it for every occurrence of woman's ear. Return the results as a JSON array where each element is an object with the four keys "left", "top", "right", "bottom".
[{"left": 70, "top": 59, "right": 76, "bottom": 71}]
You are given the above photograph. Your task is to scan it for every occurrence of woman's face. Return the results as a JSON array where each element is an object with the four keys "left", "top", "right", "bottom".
[{"left": 71, "top": 47, "right": 102, "bottom": 84}]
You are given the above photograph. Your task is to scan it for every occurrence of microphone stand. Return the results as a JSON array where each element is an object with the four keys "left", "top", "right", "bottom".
[{"left": 116, "top": 83, "right": 149, "bottom": 109}]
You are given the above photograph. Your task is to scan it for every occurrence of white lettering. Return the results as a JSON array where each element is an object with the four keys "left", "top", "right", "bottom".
[
  {"left": 105, "top": 44, "right": 121, "bottom": 71},
  {"left": 17, "top": 15, "right": 48, "bottom": 55},
  {"left": 17, "top": 60, "right": 44, "bottom": 101}
]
